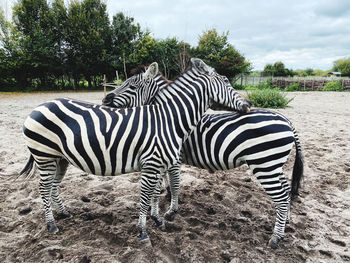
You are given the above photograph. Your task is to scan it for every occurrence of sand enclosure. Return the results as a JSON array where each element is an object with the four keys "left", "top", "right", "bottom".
[{"left": 0, "top": 91, "right": 349, "bottom": 262}]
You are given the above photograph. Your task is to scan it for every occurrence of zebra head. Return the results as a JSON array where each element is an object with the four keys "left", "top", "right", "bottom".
[
  {"left": 191, "top": 58, "right": 251, "bottom": 113},
  {"left": 102, "top": 62, "right": 160, "bottom": 108}
]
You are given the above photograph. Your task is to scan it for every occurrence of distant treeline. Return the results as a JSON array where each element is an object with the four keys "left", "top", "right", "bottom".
[
  {"left": 0, "top": 0, "right": 251, "bottom": 91},
  {"left": 256, "top": 59, "right": 350, "bottom": 78}
]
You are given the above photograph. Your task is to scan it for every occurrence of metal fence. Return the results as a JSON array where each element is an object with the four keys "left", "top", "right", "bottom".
[{"left": 233, "top": 75, "right": 350, "bottom": 90}]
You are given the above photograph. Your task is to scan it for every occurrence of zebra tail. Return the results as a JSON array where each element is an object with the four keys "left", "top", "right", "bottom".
[
  {"left": 290, "top": 131, "right": 304, "bottom": 199},
  {"left": 17, "top": 154, "right": 36, "bottom": 180}
]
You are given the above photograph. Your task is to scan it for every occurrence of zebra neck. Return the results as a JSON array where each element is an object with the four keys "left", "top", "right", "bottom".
[{"left": 153, "top": 69, "right": 209, "bottom": 139}]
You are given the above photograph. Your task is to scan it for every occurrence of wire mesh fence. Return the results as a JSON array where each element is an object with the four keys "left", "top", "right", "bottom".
[{"left": 233, "top": 75, "right": 350, "bottom": 90}]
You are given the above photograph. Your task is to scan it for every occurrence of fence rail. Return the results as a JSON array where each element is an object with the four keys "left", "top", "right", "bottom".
[{"left": 233, "top": 75, "right": 350, "bottom": 90}]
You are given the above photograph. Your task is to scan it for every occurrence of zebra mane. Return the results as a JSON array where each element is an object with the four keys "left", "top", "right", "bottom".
[
  {"left": 130, "top": 64, "right": 174, "bottom": 83},
  {"left": 156, "top": 73, "right": 172, "bottom": 88},
  {"left": 130, "top": 65, "right": 147, "bottom": 76},
  {"left": 158, "top": 64, "right": 195, "bottom": 86}
]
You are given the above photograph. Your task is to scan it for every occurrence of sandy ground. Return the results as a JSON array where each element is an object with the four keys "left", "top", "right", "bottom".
[{"left": 0, "top": 91, "right": 349, "bottom": 262}]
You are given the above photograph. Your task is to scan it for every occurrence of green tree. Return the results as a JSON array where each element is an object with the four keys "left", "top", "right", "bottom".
[
  {"left": 154, "top": 38, "right": 176, "bottom": 79},
  {"left": 262, "top": 61, "right": 293, "bottom": 77},
  {"left": 313, "top": 69, "right": 327, "bottom": 77},
  {"left": 64, "top": 0, "right": 111, "bottom": 88},
  {"left": 3, "top": 3, "right": 258, "bottom": 91},
  {"left": 153, "top": 38, "right": 190, "bottom": 79},
  {"left": 127, "top": 33, "right": 157, "bottom": 72},
  {"left": 273, "top": 61, "right": 288, "bottom": 76},
  {"left": 262, "top": 64, "right": 275, "bottom": 76},
  {"left": 50, "top": 0, "right": 68, "bottom": 84},
  {"left": 195, "top": 29, "right": 251, "bottom": 79},
  {"left": 333, "top": 57, "right": 350, "bottom": 76},
  {"left": 0, "top": 10, "right": 15, "bottom": 89},
  {"left": 305, "top": 68, "right": 313, "bottom": 76},
  {"left": 110, "top": 12, "right": 143, "bottom": 78},
  {"left": 12, "top": 0, "right": 59, "bottom": 90}
]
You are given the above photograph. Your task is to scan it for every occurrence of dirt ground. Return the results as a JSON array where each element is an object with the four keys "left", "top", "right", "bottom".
[{"left": 0, "top": 91, "right": 349, "bottom": 262}]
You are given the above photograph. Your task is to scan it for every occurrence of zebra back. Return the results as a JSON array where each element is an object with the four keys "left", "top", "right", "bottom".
[{"left": 103, "top": 58, "right": 250, "bottom": 115}]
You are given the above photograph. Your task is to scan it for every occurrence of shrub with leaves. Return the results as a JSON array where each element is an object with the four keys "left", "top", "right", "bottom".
[
  {"left": 247, "top": 89, "right": 293, "bottom": 108},
  {"left": 322, "top": 81, "right": 342, "bottom": 91},
  {"left": 231, "top": 83, "right": 245, "bottom": 90},
  {"left": 285, "top": 82, "right": 300, "bottom": 91},
  {"left": 244, "top": 84, "right": 258, "bottom": 90}
]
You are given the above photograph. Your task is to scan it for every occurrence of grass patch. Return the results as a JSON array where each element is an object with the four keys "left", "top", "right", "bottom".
[{"left": 247, "top": 89, "right": 293, "bottom": 108}]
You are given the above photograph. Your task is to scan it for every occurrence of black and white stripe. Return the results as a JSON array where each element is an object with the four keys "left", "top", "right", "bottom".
[
  {"left": 103, "top": 65, "right": 304, "bottom": 248},
  {"left": 20, "top": 58, "right": 249, "bottom": 241}
]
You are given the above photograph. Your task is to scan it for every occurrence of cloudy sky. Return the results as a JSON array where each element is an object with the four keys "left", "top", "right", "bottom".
[
  {"left": 2, "top": 0, "right": 350, "bottom": 70},
  {"left": 106, "top": 0, "right": 350, "bottom": 71}
]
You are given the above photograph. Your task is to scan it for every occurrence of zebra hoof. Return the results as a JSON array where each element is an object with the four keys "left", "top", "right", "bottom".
[
  {"left": 151, "top": 216, "right": 164, "bottom": 228},
  {"left": 164, "top": 210, "right": 177, "bottom": 221},
  {"left": 155, "top": 220, "right": 166, "bottom": 231},
  {"left": 139, "top": 232, "right": 149, "bottom": 242},
  {"left": 57, "top": 211, "right": 71, "bottom": 219},
  {"left": 268, "top": 235, "right": 282, "bottom": 249},
  {"left": 47, "top": 222, "right": 59, "bottom": 233}
]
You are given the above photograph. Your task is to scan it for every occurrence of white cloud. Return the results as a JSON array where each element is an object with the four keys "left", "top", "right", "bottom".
[
  {"left": 314, "top": 0, "right": 350, "bottom": 17},
  {"left": 106, "top": 0, "right": 350, "bottom": 70},
  {"left": 4, "top": 0, "right": 350, "bottom": 71},
  {"left": 251, "top": 48, "right": 349, "bottom": 70}
]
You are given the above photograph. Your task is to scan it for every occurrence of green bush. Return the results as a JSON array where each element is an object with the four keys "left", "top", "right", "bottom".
[
  {"left": 322, "top": 81, "right": 342, "bottom": 91},
  {"left": 231, "top": 83, "right": 245, "bottom": 90},
  {"left": 244, "top": 84, "right": 258, "bottom": 90},
  {"left": 285, "top": 82, "right": 300, "bottom": 91},
  {"left": 247, "top": 89, "right": 293, "bottom": 108}
]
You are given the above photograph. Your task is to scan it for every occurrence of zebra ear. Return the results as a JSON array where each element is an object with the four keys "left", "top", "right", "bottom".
[
  {"left": 143, "top": 62, "right": 159, "bottom": 81},
  {"left": 191, "top": 58, "right": 213, "bottom": 75}
]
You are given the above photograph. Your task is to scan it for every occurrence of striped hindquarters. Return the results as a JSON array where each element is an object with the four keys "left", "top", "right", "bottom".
[{"left": 181, "top": 109, "right": 295, "bottom": 171}]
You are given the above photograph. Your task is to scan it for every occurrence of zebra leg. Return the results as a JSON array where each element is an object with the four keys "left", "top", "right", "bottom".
[
  {"left": 138, "top": 168, "right": 159, "bottom": 242},
  {"left": 268, "top": 198, "right": 290, "bottom": 249},
  {"left": 150, "top": 177, "right": 164, "bottom": 228},
  {"left": 253, "top": 169, "right": 291, "bottom": 249},
  {"left": 278, "top": 173, "right": 291, "bottom": 223},
  {"left": 51, "top": 159, "right": 71, "bottom": 219},
  {"left": 38, "top": 160, "right": 59, "bottom": 233},
  {"left": 279, "top": 173, "right": 291, "bottom": 193},
  {"left": 164, "top": 163, "right": 180, "bottom": 221},
  {"left": 164, "top": 173, "right": 171, "bottom": 201}
]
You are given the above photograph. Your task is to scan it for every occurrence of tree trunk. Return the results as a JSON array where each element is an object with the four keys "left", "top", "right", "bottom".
[
  {"left": 123, "top": 53, "right": 127, "bottom": 79},
  {"left": 74, "top": 76, "right": 79, "bottom": 90},
  {"left": 162, "top": 60, "right": 168, "bottom": 79},
  {"left": 86, "top": 75, "right": 92, "bottom": 89}
]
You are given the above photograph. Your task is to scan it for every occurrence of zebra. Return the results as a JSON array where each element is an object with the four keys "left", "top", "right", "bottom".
[
  {"left": 102, "top": 63, "right": 304, "bottom": 248},
  {"left": 20, "top": 58, "right": 251, "bottom": 242}
]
